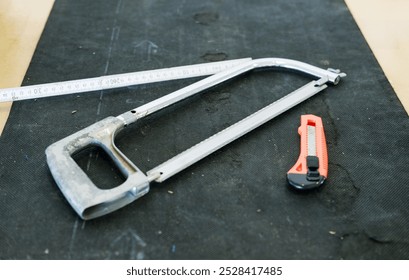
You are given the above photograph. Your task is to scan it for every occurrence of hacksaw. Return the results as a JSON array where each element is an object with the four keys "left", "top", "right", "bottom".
[{"left": 43, "top": 57, "right": 346, "bottom": 219}]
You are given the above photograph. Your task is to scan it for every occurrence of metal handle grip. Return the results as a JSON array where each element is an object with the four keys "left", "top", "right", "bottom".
[{"left": 45, "top": 116, "right": 149, "bottom": 220}]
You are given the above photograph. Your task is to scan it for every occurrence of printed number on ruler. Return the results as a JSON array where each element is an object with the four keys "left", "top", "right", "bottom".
[{"left": 0, "top": 58, "right": 251, "bottom": 103}]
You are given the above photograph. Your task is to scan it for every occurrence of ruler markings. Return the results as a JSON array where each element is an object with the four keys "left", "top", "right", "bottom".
[{"left": 0, "top": 58, "right": 251, "bottom": 102}]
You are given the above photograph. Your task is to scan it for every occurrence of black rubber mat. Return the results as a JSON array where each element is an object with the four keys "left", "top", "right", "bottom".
[{"left": 1, "top": 0, "right": 408, "bottom": 259}]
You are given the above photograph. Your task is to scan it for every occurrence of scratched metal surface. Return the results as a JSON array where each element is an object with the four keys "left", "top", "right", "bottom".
[{"left": 1, "top": 0, "right": 409, "bottom": 259}]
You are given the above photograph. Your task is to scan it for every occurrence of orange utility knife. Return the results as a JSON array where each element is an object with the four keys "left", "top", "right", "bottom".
[{"left": 287, "top": 115, "right": 328, "bottom": 190}]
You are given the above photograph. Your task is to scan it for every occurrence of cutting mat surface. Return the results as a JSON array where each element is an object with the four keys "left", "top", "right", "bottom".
[{"left": 0, "top": 0, "right": 408, "bottom": 259}]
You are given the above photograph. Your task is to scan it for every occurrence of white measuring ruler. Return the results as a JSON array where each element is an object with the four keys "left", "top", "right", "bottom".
[{"left": 0, "top": 58, "right": 251, "bottom": 102}]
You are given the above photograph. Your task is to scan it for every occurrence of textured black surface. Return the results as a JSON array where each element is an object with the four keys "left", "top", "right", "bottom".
[{"left": 1, "top": 0, "right": 409, "bottom": 259}]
